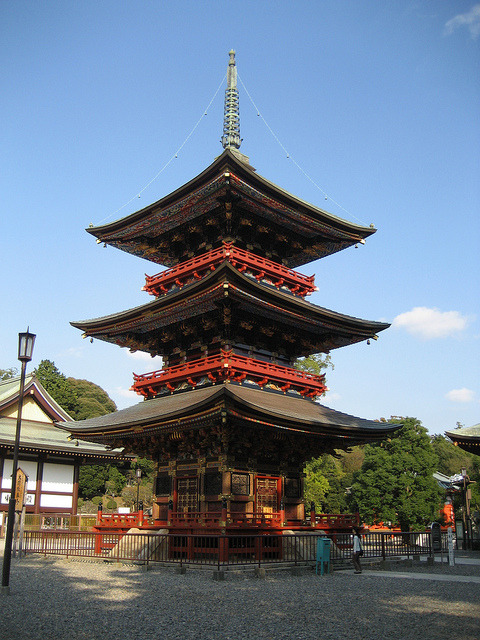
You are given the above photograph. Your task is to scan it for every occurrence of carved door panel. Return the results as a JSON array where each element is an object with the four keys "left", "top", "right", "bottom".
[
  {"left": 177, "top": 477, "right": 198, "bottom": 513},
  {"left": 255, "top": 477, "right": 279, "bottom": 514}
]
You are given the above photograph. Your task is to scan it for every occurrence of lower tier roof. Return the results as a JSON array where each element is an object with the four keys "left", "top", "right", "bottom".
[{"left": 58, "top": 384, "right": 400, "bottom": 447}]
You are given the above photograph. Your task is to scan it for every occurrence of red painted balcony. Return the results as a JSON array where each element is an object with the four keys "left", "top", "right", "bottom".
[
  {"left": 143, "top": 242, "right": 317, "bottom": 297},
  {"left": 132, "top": 349, "right": 326, "bottom": 399}
]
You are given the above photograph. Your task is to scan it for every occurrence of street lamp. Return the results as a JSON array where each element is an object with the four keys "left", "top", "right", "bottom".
[
  {"left": 461, "top": 466, "right": 471, "bottom": 550},
  {"left": 1, "top": 329, "right": 36, "bottom": 595},
  {"left": 136, "top": 467, "right": 142, "bottom": 512}
]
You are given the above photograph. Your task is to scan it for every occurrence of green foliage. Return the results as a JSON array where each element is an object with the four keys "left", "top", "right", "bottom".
[
  {"left": 34, "top": 360, "right": 79, "bottom": 417},
  {"left": 304, "top": 448, "right": 365, "bottom": 513},
  {"left": 79, "top": 465, "right": 110, "bottom": 500},
  {"left": 34, "top": 360, "right": 116, "bottom": 420},
  {"left": 0, "top": 368, "right": 17, "bottom": 380},
  {"left": 350, "top": 417, "right": 443, "bottom": 530},
  {"left": 120, "top": 484, "right": 154, "bottom": 509},
  {"left": 105, "top": 466, "right": 127, "bottom": 496},
  {"left": 67, "top": 378, "right": 116, "bottom": 420},
  {"left": 304, "top": 458, "right": 331, "bottom": 509},
  {"left": 431, "top": 435, "right": 474, "bottom": 477},
  {"left": 106, "top": 499, "right": 117, "bottom": 510},
  {"left": 294, "top": 353, "right": 334, "bottom": 376}
]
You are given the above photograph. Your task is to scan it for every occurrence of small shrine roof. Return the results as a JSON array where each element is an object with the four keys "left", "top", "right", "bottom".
[
  {"left": 71, "top": 262, "right": 389, "bottom": 356},
  {"left": 0, "top": 375, "right": 126, "bottom": 460},
  {"left": 87, "top": 149, "right": 376, "bottom": 268},
  {"left": 59, "top": 384, "right": 400, "bottom": 444},
  {"left": 445, "top": 423, "right": 480, "bottom": 456}
]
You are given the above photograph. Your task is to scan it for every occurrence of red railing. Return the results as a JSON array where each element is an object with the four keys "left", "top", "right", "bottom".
[
  {"left": 131, "top": 349, "right": 326, "bottom": 398},
  {"left": 22, "top": 530, "right": 445, "bottom": 567},
  {"left": 167, "top": 511, "right": 283, "bottom": 529},
  {"left": 143, "top": 242, "right": 317, "bottom": 297}
]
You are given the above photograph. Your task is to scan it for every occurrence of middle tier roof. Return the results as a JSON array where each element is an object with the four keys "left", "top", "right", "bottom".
[{"left": 71, "top": 262, "right": 389, "bottom": 360}]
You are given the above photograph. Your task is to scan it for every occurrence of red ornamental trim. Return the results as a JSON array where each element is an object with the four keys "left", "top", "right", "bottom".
[
  {"left": 131, "top": 349, "right": 326, "bottom": 399},
  {"left": 143, "top": 243, "right": 317, "bottom": 297}
]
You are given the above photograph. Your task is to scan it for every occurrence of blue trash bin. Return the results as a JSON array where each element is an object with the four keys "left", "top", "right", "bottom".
[{"left": 316, "top": 537, "right": 331, "bottom": 575}]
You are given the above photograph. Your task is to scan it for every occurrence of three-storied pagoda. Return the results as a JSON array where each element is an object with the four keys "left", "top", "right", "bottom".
[{"left": 65, "top": 51, "right": 399, "bottom": 532}]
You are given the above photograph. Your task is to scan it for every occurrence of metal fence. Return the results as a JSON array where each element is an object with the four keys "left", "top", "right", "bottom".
[{"left": 21, "top": 530, "right": 447, "bottom": 569}]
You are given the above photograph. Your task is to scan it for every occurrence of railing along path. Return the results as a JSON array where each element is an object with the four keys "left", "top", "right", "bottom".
[{"left": 21, "top": 530, "right": 447, "bottom": 570}]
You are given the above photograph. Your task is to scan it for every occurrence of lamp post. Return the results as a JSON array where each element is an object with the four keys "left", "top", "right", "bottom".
[
  {"left": 136, "top": 467, "right": 142, "bottom": 512},
  {"left": 461, "top": 466, "right": 471, "bottom": 551},
  {"left": 1, "top": 329, "right": 36, "bottom": 595}
]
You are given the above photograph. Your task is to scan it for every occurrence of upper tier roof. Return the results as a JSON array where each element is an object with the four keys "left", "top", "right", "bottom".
[
  {"left": 88, "top": 149, "right": 376, "bottom": 269},
  {"left": 71, "top": 261, "right": 389, "bottom": 359}
]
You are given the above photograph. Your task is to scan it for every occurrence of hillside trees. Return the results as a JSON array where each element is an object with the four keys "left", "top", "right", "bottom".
[{"left": 349, "top": 417, "right": 442, "bottom": 530}]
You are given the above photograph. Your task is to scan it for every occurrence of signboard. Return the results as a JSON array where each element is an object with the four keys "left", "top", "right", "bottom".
[
  {"left": 430, "top": 521, "right": 442, "bottom": 553},
  {"left": 15, "top": 468, "right": 28, "bottom": 511}
]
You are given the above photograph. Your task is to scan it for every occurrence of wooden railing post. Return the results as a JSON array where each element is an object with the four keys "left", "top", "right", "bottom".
[
  {"left": 310, "top": 502, "right": 316, "bottom": 528},
  {"left": 96, "top": 502, "right": 103, "bottom": 526}
]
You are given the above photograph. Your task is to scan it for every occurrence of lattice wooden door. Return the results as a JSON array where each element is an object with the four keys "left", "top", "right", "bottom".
[
  {"left": 255, "top": 477, "right": 279, "bottom": 514},
  {"left": 177, "top": 477, "right": 198, "bottom": 513}
]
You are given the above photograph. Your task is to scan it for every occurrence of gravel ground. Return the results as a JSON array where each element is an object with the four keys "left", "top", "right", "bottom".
[{"left": 1, "top": 553, "right": 479, "bottom": 640}]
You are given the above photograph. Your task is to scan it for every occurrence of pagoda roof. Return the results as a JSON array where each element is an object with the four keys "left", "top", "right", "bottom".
[
  {"left": 445, "top": 424, "right": 480, "bottom": 456},
  {"left": 88, "top": 149, "right": 376, "bottom": 268},
  {"left": 71, "top": 261, "right": 389, "bottom": 357},
  {"left": 0, "top": 375, "right": 126, "bottom": 460},
  {"left": 58, "top": 384, "right": 400, "bottom": 447}
]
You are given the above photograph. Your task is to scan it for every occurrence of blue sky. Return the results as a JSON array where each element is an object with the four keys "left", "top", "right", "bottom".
[{"left": 1, "top": 1, "right": 479, "bottom": 435}]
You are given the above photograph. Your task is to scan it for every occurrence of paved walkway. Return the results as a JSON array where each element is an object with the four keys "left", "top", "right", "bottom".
[{"left": 364, "top": 570, "right": 480, "bottom": 583}]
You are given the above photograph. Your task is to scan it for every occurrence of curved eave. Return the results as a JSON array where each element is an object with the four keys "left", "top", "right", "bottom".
[
  {"left": 445, "top": 424, "right": 480, "bottom": 455},
  {"left": 0, "top": 375, "right": 73, "bottom": 423},
  {"left": 88, "top": 150, "right": 375, "bottom": 263},
  {"left": 59, "top": 384, "right": 399, "bottom": 443},
  {"left": 0, "top": 440, "right": 127, "bottom": 461},
  {"left": 70, "top": 261, "right": 389, "bottom": 348}
]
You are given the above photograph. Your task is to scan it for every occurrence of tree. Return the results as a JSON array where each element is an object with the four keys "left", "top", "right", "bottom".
[
  {"left": 105, "top": 466, "right": 128, "bottom": 496},
  {"left": 304, "top": 448, "right": 365, "bottom": 513},
  {"left": 431, "top": 435, "right": 474, "bottom": 477},
  {"left": 34, "top": 360, "right": 79, "bottom": 417},
  {"left": 350, "top": 417, "right": 442, "bottom": 530},
  {"left": 294, "top": 353, "right": 333, "bottom": 377},
  {"left": 67, "top": 378, "right": 116, "bottom": 420},
  {"left": 0, "top": 368, "right": 17, "bottom": 380},
  {"left": 34, "top": 359, "right": 117, "bottom": 421},
  {"left": 78, "top": 465, "right": 110, "bottom": 500}
]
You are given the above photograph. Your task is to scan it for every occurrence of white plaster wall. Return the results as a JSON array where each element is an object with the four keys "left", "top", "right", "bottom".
[
  {"left": 40, "top": 494, "right": 73, "bottom": 509},
  {"left": 1, "top": 459, "right": 38, "bottom": 490},
  {"left": 41, "top": 463, "right": 74, "bottom": 493}
]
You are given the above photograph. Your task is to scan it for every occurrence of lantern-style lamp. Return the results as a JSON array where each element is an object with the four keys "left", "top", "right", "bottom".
[
  {"left": 18, "top": 329, "right": 36, "bottom": 362},
  {"left": 1, "top": 329, "right": 36, "bottom": 595}
]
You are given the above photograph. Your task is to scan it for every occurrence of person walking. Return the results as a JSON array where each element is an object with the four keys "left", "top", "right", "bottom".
[{"left": 352, "top": 527, "right": 363, "bottom": 574}]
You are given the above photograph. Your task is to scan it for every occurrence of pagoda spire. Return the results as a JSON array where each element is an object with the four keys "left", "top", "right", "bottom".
[{"left": 221, "top": 50, "right": 241, "bottom": 150}]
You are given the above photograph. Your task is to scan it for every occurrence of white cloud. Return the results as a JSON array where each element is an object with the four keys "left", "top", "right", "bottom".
[
  {"left": 444, "top": 4, "right": 480, "bottom": 39},
  {"left": 445, "top": 388, "right": 476, "bottom": 403},
  {"left": 323, "top": 391, "right": 341, "bottom": 404},
  {"left": 113, "top": 386, "right": 138, "bottom": 399},
  {"left": 126, "top": 351, "right": 163, "bottom": 365},
  {"left": 392, "top": 307, "right": 470, "bottom": 339},
  {"left": 56, "top": 346, "right": 84, "bottom": 359}
]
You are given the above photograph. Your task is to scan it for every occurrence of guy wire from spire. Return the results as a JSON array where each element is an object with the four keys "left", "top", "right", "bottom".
[
  {"left": 237, "top": 72, "right": 370, "bottom": 227},
  {"left": 95, "top": 72, "right": 227, "bottom": 226}
]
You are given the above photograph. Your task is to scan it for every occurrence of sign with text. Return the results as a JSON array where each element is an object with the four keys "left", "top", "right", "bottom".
[{"left": 15, "top": 468, "right": 28, "bottom": 511}]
